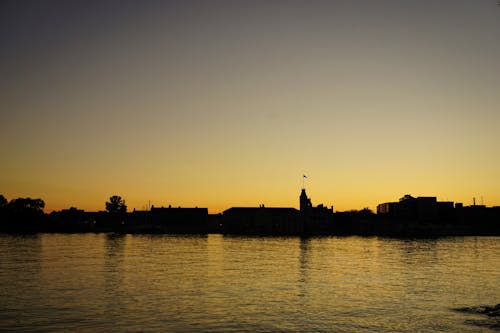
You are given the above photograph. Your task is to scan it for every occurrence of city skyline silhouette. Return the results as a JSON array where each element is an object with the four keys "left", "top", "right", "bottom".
[{"left": 1, "top": 188, "right": 499, "bottom": 236}]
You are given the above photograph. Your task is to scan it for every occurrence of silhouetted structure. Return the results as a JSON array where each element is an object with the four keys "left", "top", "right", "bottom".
[
  {"left": 150, "top": 206, "right": 208, "bottom": 233},
  {"left": 376, "top": 194, "right": 500, "bottom": 235},
  {"left": 221, "top": 189, "right": 334, "bottom": 235},
  {"left": 300, "top": 189, "right": 312, "bottom": 211},
  {"left": 222, "top": 207, "right": 302, "bottom": 234},
  {"left": 48, "top": 207, "right": 96, "bottom": 232},
  {"left": 377, "top": 195, "right": 450, "bottom": 223},
  {"left": 299, "top": 189, "right": 334, "bottom": 233},
  {"left": 1, "top": 191, "right": 498, "bottom": 236}
]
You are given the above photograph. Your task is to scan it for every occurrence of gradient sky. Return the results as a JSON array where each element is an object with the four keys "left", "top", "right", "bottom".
[{"left": 1, "top": 0, "right": 499, "bottom": 213}]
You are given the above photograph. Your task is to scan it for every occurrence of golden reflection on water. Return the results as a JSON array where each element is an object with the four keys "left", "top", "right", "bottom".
[{"left": 0, "top": 234, "right": 499, "bottom": 332}]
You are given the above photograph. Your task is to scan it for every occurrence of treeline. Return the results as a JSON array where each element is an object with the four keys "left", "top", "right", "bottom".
[
  {"left": 0, "top": 195, "right": 46, "bottom": 231},
  {"left": 0, "top": 194, "right": 128, "bottom": 233}
]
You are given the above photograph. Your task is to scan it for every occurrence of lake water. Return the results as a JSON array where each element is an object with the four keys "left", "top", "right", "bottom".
[{"left": 0, "top": 234, "right": 499, "bottom": 332}]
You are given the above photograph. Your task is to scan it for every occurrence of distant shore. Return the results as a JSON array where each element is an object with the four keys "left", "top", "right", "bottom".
[
  {"left": 1, "top": 214, "right": 499, "bottom": 237},
  {"left": 2, "top": 193, "right": 499, "bottom": 237}
]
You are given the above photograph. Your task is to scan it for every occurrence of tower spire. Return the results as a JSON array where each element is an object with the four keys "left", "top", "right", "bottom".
[{"left": 300, "top": 187, "right": 312, "bottom": 212}]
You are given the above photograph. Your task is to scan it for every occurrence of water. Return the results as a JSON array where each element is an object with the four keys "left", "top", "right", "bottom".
[{"left": 0, "top": 234, "right": 499, "bottom": 332}]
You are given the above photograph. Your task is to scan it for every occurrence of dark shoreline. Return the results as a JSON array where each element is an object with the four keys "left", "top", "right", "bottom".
[
  {"left": 2, "top": 192, "right": 499, "bottom": 238},
  {"left": 1, "top": 220, "right": 499, "bottom": 238}
]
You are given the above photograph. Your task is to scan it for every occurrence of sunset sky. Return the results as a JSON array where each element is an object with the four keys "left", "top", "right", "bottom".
[{"left": 1, "top": 0, "right": 499, "bottom": 213}]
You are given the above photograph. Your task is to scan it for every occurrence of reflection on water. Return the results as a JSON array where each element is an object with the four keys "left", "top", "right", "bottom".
[{"left": 0, "top": 234, "right": 499, "bottom": 332}]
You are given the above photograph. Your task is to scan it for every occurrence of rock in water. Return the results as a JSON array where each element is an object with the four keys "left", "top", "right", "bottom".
[
  {"left": 454, "top": 304, "right": 500, "bottom": 330},
  {"left": 485, "top": 304, "right": 500, "bottom": 317}
]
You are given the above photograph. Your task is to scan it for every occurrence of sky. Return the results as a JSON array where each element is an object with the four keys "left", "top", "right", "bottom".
[{"left": 1, "top": 0, "right": 499, "bottom": 213}]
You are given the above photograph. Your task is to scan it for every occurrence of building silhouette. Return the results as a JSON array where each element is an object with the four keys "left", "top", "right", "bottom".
[
  {"left": 222, "top": 207, "right": 302, "bottom": 234},
  {"left": 221, "top": 188, "right": 334, "bottom": 234},
  {"left": 300, "top": 189, "right": 312, "bottom": 212},
  {"left": 149, "top": 206, "right": 208, "bottom": 233},
  {"left": 377, "top": 194, "right": 455, "bottom": 223}
]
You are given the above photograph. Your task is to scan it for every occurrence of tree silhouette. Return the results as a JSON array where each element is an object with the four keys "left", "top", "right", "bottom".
[
  {"left": 0, "top": 195, "right": 7, "bottom": 220},
  {"left": 1, "top": 197, "right": 46, "bottom": 228},
  {"left": 0, "top": 195, "right": 7, "bottom": 208},
  {"left": 7, "top": 197, "right": 45, "bottom": 213},
  {"left": 105, "top": 195, "right": 127, "bottom": 214}
]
